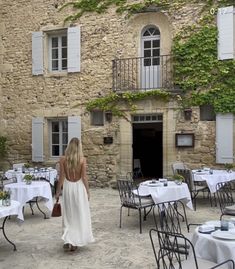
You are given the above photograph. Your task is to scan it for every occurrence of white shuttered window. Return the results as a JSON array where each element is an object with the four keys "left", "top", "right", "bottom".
[
  {"left": 217, "top": 6, "right": 235, "bottom": 60},
  {"left": 216, "top": 113, "right": 234, "bottom": 163},
  {"left": 32, "top": 26, "right": 81, "bottom": 75},
  {"left": 32, "top": 116, "right": 81, "bottom": 161}
]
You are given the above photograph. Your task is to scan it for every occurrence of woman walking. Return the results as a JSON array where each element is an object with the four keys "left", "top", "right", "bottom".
[{"left": 55, "top": 137, "right": 95, "bottom": 251}]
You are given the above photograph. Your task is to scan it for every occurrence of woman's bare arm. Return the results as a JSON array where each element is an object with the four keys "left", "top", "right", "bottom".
[
  {"left": 55, "top": 157, "right": 65, "bottom": 200},
  {"left": 81, "top": 158, "right": 90, "bottom": 200}
]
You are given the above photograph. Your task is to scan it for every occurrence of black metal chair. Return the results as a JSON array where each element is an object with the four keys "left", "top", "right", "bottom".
[
  {"left": 149, "top": 229, "right": 235, "bottom": 269},
  {"left": 117, "top": 179, "right": 154, "bottom": 233},
  {"left": 216, "top": 181, "right": 235, "bottom": 220},
  {"left": 153, "top": 200, "right": 189, "bottom": 234},
  {"left": 176, "top": 168, "right": 210, "bottom": 210}
]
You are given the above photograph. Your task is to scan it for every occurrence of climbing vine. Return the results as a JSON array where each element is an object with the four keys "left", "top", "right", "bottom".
[
  {"left": 60, "top": 0, "right": 235, "bottom": 114},
  {"left": 86, "top": 90, "right": 171, "bottom": 118}
]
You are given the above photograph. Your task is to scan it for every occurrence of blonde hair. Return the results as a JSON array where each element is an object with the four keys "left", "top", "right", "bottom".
[{"left": 65, "top": 137, "right": 83, "bottom": 172}]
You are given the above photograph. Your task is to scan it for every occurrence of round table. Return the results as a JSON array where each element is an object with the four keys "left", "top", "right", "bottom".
[
  {"left": 137, "top": 180, "right": 193, "bottom": 209},
  {"left": 0, "top": 200, "right": 21, "bottom": 250},
  {"left": 192, "top": 226, "right": 235, "bottom": 269},
  {"left": 5, "top": 168, "right": 57, "bottom": 186},
  {"left": 193, "top": 169, "right": 235, "bottom": 193},
  {"left": 4, "top": 182, "right": 53, "bottom": 221}
]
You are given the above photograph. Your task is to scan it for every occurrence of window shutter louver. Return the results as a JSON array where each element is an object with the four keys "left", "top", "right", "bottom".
[
  {"left": 216, "top": 113, "right": 234, "bottom": 163},
  {"left": 32, "top": 117, "right": 44, "bottom": 162},
  {"left": 32, "top": 32, "right": 44, "bottom": 75},
  {"left": 68, "top": 27, "right": 81, "bottom": 73},
  {"left": 68, "top": 116, "right": 81, "bottom": 142},
  {"left": 217, "top": 6, "right": 234, "bottom": 60}
]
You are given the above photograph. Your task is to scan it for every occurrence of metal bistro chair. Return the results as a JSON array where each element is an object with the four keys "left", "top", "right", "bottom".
[
  {"left": 176, "top": 168, "right": 210, "bottom": 210},
  {"left": 216, "top": 181, "right": 235, "bottom": 220},
  {"left": 149, "top": 229, "right": 235, "bottom": 269},
  {"left": 153, "top": 200, "right": 189, "bottom": 234},
  {"left": 172, "top": 162, "right": 187, "bottom": 175},
  {"left": 117, "top": 179, "right": 154, "bottom": 233}
]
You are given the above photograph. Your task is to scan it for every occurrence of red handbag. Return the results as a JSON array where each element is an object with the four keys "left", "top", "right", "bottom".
[{"left": 51, "top": 198, "right": 61, "bottom": 217}]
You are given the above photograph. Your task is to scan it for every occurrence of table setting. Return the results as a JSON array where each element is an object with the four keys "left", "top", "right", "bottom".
[
  {"left": 192, "top": 219, "right": 235, "bottom": 269},
  {"left": 192, "top": 168, "right": 235, "bottom": 193},
  {"left": 136, "top": 178, "right": 193, "bottom": 209},
  {"left": 5, "top": 167, "right": 57, "bottom": 186}
]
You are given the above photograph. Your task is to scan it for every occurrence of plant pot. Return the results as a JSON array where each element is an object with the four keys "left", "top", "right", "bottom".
[
  {"left": 2, "top": 198, "right": 11, "bottom": 206},
  {"left": 25, "top": 180, "right": 32, "bottom": 185}
]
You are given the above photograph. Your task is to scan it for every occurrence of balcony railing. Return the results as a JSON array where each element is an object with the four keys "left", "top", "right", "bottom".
[{"left": 112, "top": 55, "right": 173, "bottom": 92}]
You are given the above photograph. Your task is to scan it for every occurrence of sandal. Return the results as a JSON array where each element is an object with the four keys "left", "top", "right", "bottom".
[
  {"left": 70, "top": 245, "right": 78, "bottom": 251},
  {"left": 63, "top": 243, "right": 71, "bottom": 251}
]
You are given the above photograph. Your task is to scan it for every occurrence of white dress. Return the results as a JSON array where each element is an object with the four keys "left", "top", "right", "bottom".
[{"left": 62, "top": 178, "right": 95, "bottom": 246}]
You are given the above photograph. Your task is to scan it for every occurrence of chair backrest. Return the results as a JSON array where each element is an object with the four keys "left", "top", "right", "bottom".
[
  {"left": 216, "top": 182, "right": 234, "bottom": 210},
  {"left": 176, "top": 168, "right": 194, "bottom": 191},
  {"left": 153, "top": 200, "right": 188, "bottom": 234},
  {"left": 117, "top": 179, "right": 140, "bottom": 207},
  {"left": 172, "top": 162, "right": 187, "bottom": 174},
  {"left": 149, "top": 229, "right": 197, "bottom": 269}
]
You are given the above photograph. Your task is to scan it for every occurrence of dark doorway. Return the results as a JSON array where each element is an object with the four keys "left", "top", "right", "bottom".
[{"left": 133, "top": 122, "right": 163, "bottom": 179}]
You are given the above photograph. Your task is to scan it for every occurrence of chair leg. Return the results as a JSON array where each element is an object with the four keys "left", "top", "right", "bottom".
[
  {"left": 119, "top": 206, "right": 123, "bottom": 228},
  {"left": 139, "top": 208, "right": 142, "bottom": 234}
]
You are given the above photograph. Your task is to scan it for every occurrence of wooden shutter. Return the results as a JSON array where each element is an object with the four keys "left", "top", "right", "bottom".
[
  {"left": 216, "top": 113, "right": 234, "bottom": 163},
  {"left": 32, "top": 32, "right": 44, "bottom": 75},
  {"left": 68, "top": 27, "right": 81, "bottom": 72},
  {"left": 217, "top": 6, "right": 234, "bottom": 60},
  {"left": 32, "top": 117, "right": 44, "bottom": 162},
  {"left": 68, "top": 116, "right": 81, "bottom": 142}
]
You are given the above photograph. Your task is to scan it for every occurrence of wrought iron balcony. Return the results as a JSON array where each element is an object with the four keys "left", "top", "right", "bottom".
[{"left": 112, "top": 55, "right": 173, "bottom": 92}]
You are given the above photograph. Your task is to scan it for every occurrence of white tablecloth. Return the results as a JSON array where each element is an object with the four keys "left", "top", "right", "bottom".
[
  {"left": 193, "top": 170, "right": 235, "bottom": 193},
  {"left": 137, "top": 181, "right": 193, "bottom": 209},
  {"left": 192, "top": 226, "right": 235, "bottom": 269},
  {"left": 5, "top": 168, "right": 57, "bottom": 186},
  {"left": 4, "top": 182, "right": 53, "bottom": 221},
  {"left": 0, "top": 200, "right": 21, "bottom": 219}
]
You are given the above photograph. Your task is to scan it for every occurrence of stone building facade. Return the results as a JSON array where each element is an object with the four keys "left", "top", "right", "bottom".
[{"left": 0, "top": 0, "right": 234, "bottom": 186}]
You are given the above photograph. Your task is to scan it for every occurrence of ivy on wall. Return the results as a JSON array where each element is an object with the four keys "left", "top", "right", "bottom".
[
  {"left": 86, "top": 90, "right": 171, "bottom": 118},
  {"left": 60, "top": 0, "right": 235, "bottom": 114}
]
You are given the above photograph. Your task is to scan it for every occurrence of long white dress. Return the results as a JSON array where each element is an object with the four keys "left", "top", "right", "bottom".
[{"left": 62, "top": 178, "right": 95, "bottom": 246}]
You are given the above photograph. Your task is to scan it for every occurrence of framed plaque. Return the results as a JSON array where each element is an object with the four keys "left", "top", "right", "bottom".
[{"left": 175, "top": 133, "right": 194, "bottom": 147}]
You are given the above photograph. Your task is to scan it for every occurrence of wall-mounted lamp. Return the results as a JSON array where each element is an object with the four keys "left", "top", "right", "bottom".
[
  {"left": 105, "top": 111, "right": 113, "bottom": 123},
  {"left": 183, "top": 108, "right": 192, "bottom": 121}
]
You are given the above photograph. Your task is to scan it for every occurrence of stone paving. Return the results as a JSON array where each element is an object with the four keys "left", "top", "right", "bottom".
[{"left": 0, "top": 188, "right": 221, "bottom": 269}]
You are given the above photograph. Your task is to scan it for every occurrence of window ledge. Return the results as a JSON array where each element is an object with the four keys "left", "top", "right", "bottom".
[{"left": 44, "top": 71, "right": 68, "bottom": 78}]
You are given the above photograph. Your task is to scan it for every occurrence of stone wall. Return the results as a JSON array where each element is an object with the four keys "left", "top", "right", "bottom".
[{"left": 0, "top": 0, "right": 226, "bottom": 185}]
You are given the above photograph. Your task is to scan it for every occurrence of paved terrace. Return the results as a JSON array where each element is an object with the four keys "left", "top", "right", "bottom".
[{"left": 0, "top": 188, "right": 220, "bottom": 269}]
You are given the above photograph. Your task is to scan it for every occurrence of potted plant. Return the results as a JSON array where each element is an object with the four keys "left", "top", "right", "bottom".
[
  {"left": 224, "top": 163, "right": 234, "bottom": 173},
  {"left": 23, "top": 174, "right": 34, "bottom": 185},
  {"left": 172, "top": 174, "right": 185, "bottom": 185},
  {"left": 0, "top": 190, "right": 11, "bottom": 206}
]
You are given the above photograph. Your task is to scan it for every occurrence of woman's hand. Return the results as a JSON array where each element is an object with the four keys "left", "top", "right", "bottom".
[{"left": 55, "top": 193, "right": 60, "bottom": 201}]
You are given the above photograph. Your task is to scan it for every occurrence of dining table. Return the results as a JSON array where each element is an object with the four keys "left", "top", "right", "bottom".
[
  {"left": 193, "top": 169, "right": 235, "bottom": 193},
  {"left": 4, "top": 181, "right": 53, "bottom": 221},
  {"left": 5, "top": 167, "right": 57, "bottom": 186},
  {"left": 0, "top": 200, "right": 21, "bottom": 250},
  {"left": 192, "top": 220, "right": 235, "bottom": 269},
  {"left": 137, "top": 180, "right": 193, "bottom": 209}
]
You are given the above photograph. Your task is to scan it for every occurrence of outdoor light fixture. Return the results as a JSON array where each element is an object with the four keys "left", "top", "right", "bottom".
[{"left": 105, "top": 111, "right": 113, "bottom": 123}]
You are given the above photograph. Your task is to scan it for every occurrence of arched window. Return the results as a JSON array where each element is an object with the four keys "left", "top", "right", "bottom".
[{"left": 142, "top": 26, "right": 160, "bottom": 66}]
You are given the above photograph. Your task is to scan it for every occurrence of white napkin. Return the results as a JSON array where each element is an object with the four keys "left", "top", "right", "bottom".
[{"left": 199, "top": 224, "right": 215, "bottom": 232}]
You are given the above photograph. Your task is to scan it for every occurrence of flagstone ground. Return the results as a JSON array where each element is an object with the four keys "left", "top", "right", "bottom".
[{"left": 0, "top": 188, "right": 220, "bottom": 269}]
